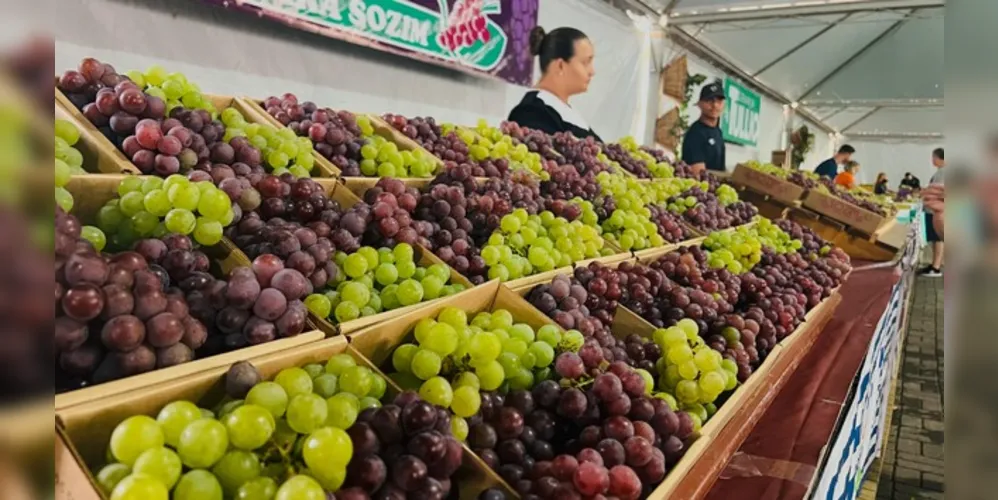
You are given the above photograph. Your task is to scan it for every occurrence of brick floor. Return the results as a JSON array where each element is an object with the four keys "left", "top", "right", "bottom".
[{"left": 871, "top": 276, "right": 945, "bottom": 499}]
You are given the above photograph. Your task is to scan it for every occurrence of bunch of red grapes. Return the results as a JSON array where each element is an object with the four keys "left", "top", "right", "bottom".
[
  {"left": 414, "top": 179, "right": 484, "bottom": 283},
  {"left": 384, "top": 114, "right": 510, "bottom": 177},
  {"left": 439, "top": 0, "right": 490, "bottom": 51},
  {"left": 58, "top": 57, "right": 164, "bottom": 140},
  {"left": 648, "top": 205, "right": 694, "bottom": 243},
  {"left": 499, "top": 121, "right": 562, "bottom": 162},
  {"left": 639, "top": 146, "right": 668, "bottom": 163},
  {"left": 56, "top": 210, "right": 210, "bottom": 391},
  {"left": 602, "top": 142, "right": 653, "bottom": 178},
  {"left": 343, "top": 393, "right": 464, "bottom": 500},
  {"left": 786, "top": 171, "right": 819, "bottom": 190},
  {"left": 226, "top": 175, "right": 341, "bottom": 289},
  {"left": 134, "top": 235, "right": 310, "bottom": 353},
  {"left": 550, "top": 132, "right": 610, "bottom": 177},
  {"left": 468, "top": 360, "right": 694, "bottom": 500},
  {"left": 360, "top": 177, "right": 433, "bottom": 248},
  {"left": 262, "top": 93, "right": 366, "bottom": 174},
  {"left": 670, "top": 187, "right": 757, "bottom": 233}
]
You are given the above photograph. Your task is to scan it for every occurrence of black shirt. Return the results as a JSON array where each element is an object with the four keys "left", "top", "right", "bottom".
[
  {"left": 508, "top": 91, "right": 601, "bottom": 141},
  {"left": 900, "top": 177, "right": 921, "bottom": 190},
  {"left": 814, "top": 158, "right": 838, "bottom": 179},
  {"left": 681, "top": 120, "right": 726, "bottom": 172},
  {"left": 874, "top": 181, "right": 888, "bottom": 195}
]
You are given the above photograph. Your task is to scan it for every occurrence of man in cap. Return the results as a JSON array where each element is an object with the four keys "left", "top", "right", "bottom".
[{"left": 682, "top": 79, "right": 727, "bottom": 178}]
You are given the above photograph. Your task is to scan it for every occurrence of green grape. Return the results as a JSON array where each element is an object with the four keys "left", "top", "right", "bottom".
[
  {"left": 450, "top": 385, "right": 481, "bottom": 417},
  {"left": 424, "top": 323, "right": 458, "bottom": 355},
  {"left": 490, "top": 310, "right": 513, "bottom": 330},
  {"left": 165, "top": 208, "right": 196, "bottom": 234},
  {"left": 369, "top": 374, "right": 387, "bottom": 399},
  {"left": 675, "top": 380, "right": 700, "bottom": 404},
  {"left": 168, "top": 183, "right": 201, "bottom": 211},
  {"left": 197, "top": 188, "right": 231, "bottom": 221},
  {"left": 223, "top": 404, "right": 275, "bottom": 450},
  {"left": 96, "top": 463, "right": 131, "bottom": 495},
  {"left": 131, "top": 211, "right": 159, "bottom": 236},
  {"left": 678, "top": 360, "right": 699, "bottom": 380},
  {"left": 677, "top": 318, "right": 699, "bottom": 338},
  {"left": 218, "top": 399, "right": 245, "bottom": 417},
  {"left": 411, "top": 348, "right": 442, "bottom": 380},
  {"left": 173, "top": 469, "right": 223, "bottom": 500},
  {"left": 509, "top": 367, "right": 534, "bottom": 390},
  {"left": 302, "top": 426, "right": 353, "bottom": 471},
  {"left": 396, "top": 260, "right": 416, "bottom": 279},
  {"left": 475, "top": 360, "right": 505, "bottom": 390},
  {"left": 724, "top": 370, "right": 738, "bottom": 391},
  {"left": 419, "top": 376, "right": 454, "bottom": 407},
  {"left": 636, "top": 369, "right": 655, "bottom": 394},
  {"left": 110, "top": 473, "right": 168, "bottom": 500},
  {"left": 312, "top": 373, "right": 338, "bottom": 397},
  {"left": 118, "top": 191, "right": 145, "bottom": 217},
  {"left": 343, "top": 253, "right": 369, "bottom": 278},
  {"left": 132, "top": 447, "right": 182, "bottom": 489},
  {"left": 451, "top": 416, "right": 469, "bottom": 441},
  {"left": 286, "top": 394, "right": 328, "bottom": 434},
  {"left": 421, "top": 275, "right": 444, "bottom": 300},
  {"left": 304, "top": 294, "right": 332, "bottom": 318},
  {"left": 245, "top": 381, "right": 289, "bottom": 418},
  {"left": 699, "top": 371, "right": 727, "bottom": 395},
  {"left": 561, "top": 330, "right": 585, "bottom": 352},
  {"left": 537, "top": 324, "right": 562, "bottom": 346},
  {"left": 235, "top": 476, "right": 277, "bottom": 500},
  {"left": 393, "top": 243, "right": 414, "bottom": 262},
  {"left": 55, "top": 119, "right": 81, "bottom": 145},
  {"left": 529, "top": 341, "right": 555, "bottom": 368},
  {"left": 341, "top": 282, "right": 372, "bottom": 308},
  {"left": 396, "top": 279, "right": 423, "bottom": 306},
  {"left": 321, "top": 393, "right": 358, "bottom": 429},
  {"left": 302, "top": 363, "right": 324, "bottom": 379},
  {"left": 211, "top": 450, "right": 261, "bottom": 494},
  {"left": 694, "top": 349, "right": 721, "bottom": 372},
  {"left": 438, "top": 307, "right": 467, "bottom": 328},
  {"left": 453, "top": 371, "right": 480, "bottom": 390},
  {"left": 140, "top": 176, "right": 163, "bottom": 194},
  {"left": 374, "top": 263, "right": 399, "bottom": 286},
  {"left": 508, "top": 323, "right": 535, "bottom": 342},
  {"left": 325, "top": 353, "right": 357, "bottom": 375},
  {"left": 177, "top": 418, "right": 228, "bottom": 468},
  {"left": 97, "top": 203, "right": 125, "bottom": 232},
  {"left": 468, "top": 331, "right": 501, "bottom": 366},
  {"left": 81, "top": 225, "right": 107, "bottom": 251},
  {"left": 503, "top": 339, "right": 528, "bottom": 357},
  {"left": 118, "top": 176, "right": 144, "bottom": 195},
  {"left": 498, "top": 351, "right": 521, "bottom": 375},
  {"left": 275, "top": 367, "right": 313, "bottom": 399},
  {"left": 340, "top": 365, "right": 374, "bottom": 397},
  {"left": 668, "top": 345, "right": 694, "bottom": 364},
  {"left": 335, "top": 301, "right": 361, "bottom": 322},
  {"left": 275, "top": 475, "right": 325, "bottom": 500},
  {"left": 392, "top": 343, "right": 418, "bottom": 373},
  {"left": 659, "top": 327, "right": 687, "bottom": 348},
  {"left": 109, "top": 415, "right": 164, "bottom": 466},
  {"left": 55, "top": 158, "right": 71, "bottom": 188},
  {"left": 194, "top": 217, "right": 224, "bottom": 245}
]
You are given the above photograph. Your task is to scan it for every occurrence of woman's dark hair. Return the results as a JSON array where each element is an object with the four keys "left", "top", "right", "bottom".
[
  {"left": 932, "top": 147, "right": 944, "bottom": 160},
  {"left": 529, "top": 26, "right": 589, "bottom": 72}
]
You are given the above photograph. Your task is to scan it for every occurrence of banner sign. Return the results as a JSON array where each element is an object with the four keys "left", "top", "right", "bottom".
[
  {"left": 721, "top": 77, "right": 761, "bottom": 147},
  {"left": 810, "top": 211, "right": 924, "bottom": 500},
  {"left": 200, "top": 0, "right": 539, "bottom": 86}
]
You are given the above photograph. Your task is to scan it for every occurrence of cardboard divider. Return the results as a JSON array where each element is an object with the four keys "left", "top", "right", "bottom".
[
  {"left": 233, "top": 97, "right": 341, "bottom": 177},
  {"left": 55, "top": 89, "right": 140, "bottom": 175},
  {"left": 802, "top": 189, "right": 890, "bottom": 236},
  {"left": 730, "top": 164, "right": 806, "bottom": 205}
]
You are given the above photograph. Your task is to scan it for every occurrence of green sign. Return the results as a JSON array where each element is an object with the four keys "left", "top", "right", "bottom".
[{"left": 720, "top": 77, "right": 760, "bottom": 147}]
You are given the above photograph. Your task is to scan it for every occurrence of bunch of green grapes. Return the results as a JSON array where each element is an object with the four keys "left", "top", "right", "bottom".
[
  {"left": 304, "top": 244, "right": 466, "bottom": 324},
  {"left": 126, "top": 65, "right": 217, "bottom": 118},
  {"left": 94, "top": 358, "right": 385, "bottom": 499},
  {"left": 653, "top": 319, "right": 739, "bottom": 428},
  {"left": 55, "top": 119, "right": 87, "bottom": 213},
  {"left": 743, "top": 159, "right": 789, "bottom": 178},
  {"left": 453, "top": 120, "right": 550, "bottom": 180},
  {"left": 359, "top": 135, "right": 437, "bottom": 177},
  {"left": 95, "top": 175, "right": 233, "bottom": 250},
  {"left": 715, "top": 184, "right": 739, "bottom": 205},
  {"left": 479, "top": 208, "right": 605, "bottom": 281},
  {"left": 703, "top": 219, "right": 800, "bottom": 272},
  {"left": 390, "top": 307, "right": 585, "bottom": 431},
  {"left": 220, "top": 107, "right": 317, "bottom": 177},
  {"left": 643, "top": 178, "right": 701, "bottom": 206},
  {"left": 600, "top": 208, "right": 663, "bottom": 251},
  {"left": 618, "top": 135, "right": 675, "bottom": 178}
]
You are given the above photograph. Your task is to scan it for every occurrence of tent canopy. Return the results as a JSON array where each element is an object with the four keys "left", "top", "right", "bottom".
[{"left": 636, "top": 0, "right": 944, "bottom": 139}]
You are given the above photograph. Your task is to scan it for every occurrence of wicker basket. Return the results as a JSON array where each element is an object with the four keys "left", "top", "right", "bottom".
[
  {"left": 661, "top": 55, "right": 688, "bottom": 101},
  {"left": 655, "top": 108, "right": 681, "bottom": 152}
]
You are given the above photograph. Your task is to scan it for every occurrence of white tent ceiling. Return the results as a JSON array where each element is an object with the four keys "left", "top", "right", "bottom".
[{"left": 615, "top": 0, "right": 944, "bottom": 139}]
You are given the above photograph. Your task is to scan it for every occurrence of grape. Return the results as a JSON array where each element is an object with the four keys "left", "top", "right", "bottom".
[
  {"left": 411, "top": 349, "right": 442, "bottom": 380},
  {"left": 419, "top": 376, "right": 453, "bottom": 407},
  {"left": 155, "top": 401, "right": 201, "bottom": 447},
  {"left": 275, "top": 367, "right": 313, "bottom": 399},
  {"left": 211, "top": 450, "right": 261, "bottom": 494},
  {"left": 450, "top": 385, "right": 481, "bottom": 417},
  {"left": 275, "top": 475, "right": 325, "bottom": 500},
  {"left": 286, "top": 393, "right": 328, "bottom": 433},
  {"left": 110, "top": 473, "right": 169, "bottom": 500},
  {"left": 236, "top": 477, "right": 277, "bottom": 500},
  {"left": 96, "top": 463, "right": 132, "bottom": 495},
  {"left": 223, "top": 404, "right": 275, "bottom": 450},
  {"left": 173, "top": 470, "right": 223, "bottom": 500},
  {"left": 326, "top": 353, "right": 358, "bottom": 375},
  {"left": 302, "top": 426, "right": 353, "bottom": 470},
  {"left": 326, "top": 393, "right": 359, "bottom": 429},
  {"left": 246, "top": 381, "right": 289, "bottom": 418},
  {"left": 109, "top": 415, "right": 165, "bottom": 466},
  {"left": 177, "top": 418, "right": 228, "bottom": 468},
  {"left": 132, "top": 447, "right": 182, "bottom": 489}
]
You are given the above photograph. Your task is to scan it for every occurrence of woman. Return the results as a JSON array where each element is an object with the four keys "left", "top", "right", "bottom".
[
  {"left": 874, "top": 172, "right": 889, "bottom": 194},
  {"left": 834, "top": 161, "right": 859, "bottom": 190},
  {"left": 508, "top": 27, "right": 600, "bottom": 141}
]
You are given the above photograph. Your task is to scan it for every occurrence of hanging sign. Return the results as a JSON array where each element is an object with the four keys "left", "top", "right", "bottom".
[
  {"left": 200, "top": 0, "right": 539, "bottom": 86},
  {"left": 721, "top": 77, "right": 761, "bottom": 146}
]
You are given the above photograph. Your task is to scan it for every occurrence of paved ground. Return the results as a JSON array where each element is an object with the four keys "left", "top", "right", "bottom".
[{"left": 863, "top": 275, "right": 945, "bottom": 500}]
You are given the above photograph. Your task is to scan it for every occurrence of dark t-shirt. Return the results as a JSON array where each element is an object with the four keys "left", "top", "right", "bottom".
[
  {"left": 900, "top": 177, "right": 922, "bottom": 190},
  {"left": 814, "top": 158, "right": 838, "bottom": 178},
  {"left": 681, "top": 120, "right": 726, "bottom": 172},
  {"left": 508, "top": 91, "right": 601, "bottom": 141}
]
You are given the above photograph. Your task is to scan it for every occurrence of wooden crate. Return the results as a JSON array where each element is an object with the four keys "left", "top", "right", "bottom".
[
  {"left": 802, "top": 190, "right": 890, "bottom": 236},
  {"left": 730, "top": 164, "right": 806, "bottom": 205}
]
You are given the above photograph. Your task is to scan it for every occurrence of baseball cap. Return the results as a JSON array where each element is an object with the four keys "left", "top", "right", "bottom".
[{"left": 699, "top": 81, "right": 725, "bottom": 101}]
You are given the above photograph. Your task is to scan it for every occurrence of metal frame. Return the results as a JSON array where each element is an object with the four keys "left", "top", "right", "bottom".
[
  {"left": 839, "top": 106, "right": 883, "bottom": 132},
  {"left": 802, "top": 98, "right": 943, "bottom": 107},
  {"left": 752, "top": 13, "right": 851, "bottom": 77},
  {"left": 665, "top": 26, "right": 836, "bottom": 134},
  {"left": 667, "top": 0, "right": 943, "bottom": 25}
]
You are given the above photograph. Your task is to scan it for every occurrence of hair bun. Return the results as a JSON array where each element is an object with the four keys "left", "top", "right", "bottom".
[{"left": 529, "top": 26, "right": 546, "bottom": 56}]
